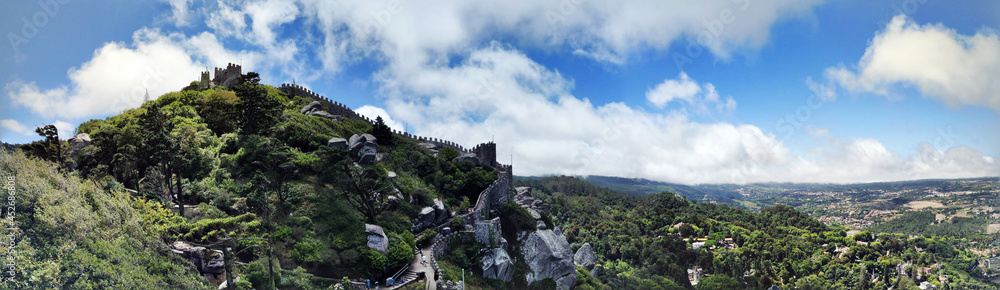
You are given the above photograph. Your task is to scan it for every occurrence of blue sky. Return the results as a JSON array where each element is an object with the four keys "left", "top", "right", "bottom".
[{"left": 1, "top": 0, "right": 998, "bottom": 184}]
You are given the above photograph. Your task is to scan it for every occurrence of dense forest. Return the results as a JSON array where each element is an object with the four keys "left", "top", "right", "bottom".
[{"left": 518, "top": 176, "right": 999, "bottom": 289}]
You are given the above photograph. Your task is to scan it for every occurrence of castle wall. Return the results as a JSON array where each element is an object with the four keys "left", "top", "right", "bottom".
[
  {"left": 279, "top": 83, "right": 506, "bottom": 157},
  {"left": 213, "top": 63, "right": 243, "bottom": 87}
]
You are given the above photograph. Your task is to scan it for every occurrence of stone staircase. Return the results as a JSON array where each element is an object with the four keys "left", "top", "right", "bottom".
[
  {"left": 397, "top": 269, "right": 422, "bottom": 286},
  {"left": 388, "top": 248, "right": 426, "bottom": 289}
]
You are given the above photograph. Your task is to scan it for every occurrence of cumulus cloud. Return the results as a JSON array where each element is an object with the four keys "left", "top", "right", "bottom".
[
  {"left": 163, "top": 0, "right": 195, "bottom": 27},
  {"left": 5, "top": 28, "right": 205, "bottom": 119},
  {"left": 293, "top": 0, "right": 825, "bottom": 69},
  {"left": 373, "top": 44, "right": 998, "bottom": 184},
  {"left": 206, "top": 1, "right": 247, "bottom": 38},
  {"left": 646, "top": 72, "right": 736, "bottom": 114},
  {"left": 0, "top": 119, "right": 32, "bottom": 136},
  {"left": 825, "top": 15, "right": 1000, "bottom": 113},
  {"left": 355, "top": 105, "right": 405, "bottom": 132},
  {"left": 6, "top": 1, "right": 995, "bottom": 184},
  {"left": 2, "top": 27, "right": 287, "bottom": 120},
  {"left": 53, "top": 120, "right": 75, "bottom": 138},
  {"left": 0, "top": 119, "right": 74, "bottom": 140},
  {"left": 245, "top": 0, "right": 300, "bottom": 47}
]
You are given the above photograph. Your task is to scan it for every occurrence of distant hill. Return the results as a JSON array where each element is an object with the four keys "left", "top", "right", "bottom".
[
  {"left": 516, "top": 175, "right": 743, "bottom": 204},
  {"left": 517, "top": 175, "right": 1000, "bottom": 209}
]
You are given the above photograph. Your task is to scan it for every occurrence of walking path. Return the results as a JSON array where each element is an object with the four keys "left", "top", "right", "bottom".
[{"left": 389, "top": 246, "right": 436, "bottom": 290}]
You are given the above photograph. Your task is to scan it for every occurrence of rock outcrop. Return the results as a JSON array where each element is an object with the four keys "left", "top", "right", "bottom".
[
  {"left": 171, "top": 241, "right": 226, "bottom": 283},
  {"left": 475, "top": 218, "right": 502, "bottom": 247},
  {"left": 67, "top": 133, "right": 92, "bottom": 169},
  {"left": 574, "top": 243, "right": 596, "bottom": 270},
  {"left": 68, "top": 133, "right": 91, "bottom": 149},
  {"left": 365, "top": 224, "right": 388, "bottom": 253},
  {"left": 327, "top": 137, "right": 348, "bottom": 149},
  {"left": 300, "top": 101, "right": 340, "bottom": 120},
  {"left": 414, "top": 207, "right": 436, "bottom": 232},
  {"left": 480, "top": 248, "right": 514, "bottom": 282},
  {"left": 347, "top": 134, "right": 378, "bottom": 165},
  {"left": 521, "top": 229, "right": 577, "bottom": 290},
  {"left": 413, "top": 198, "right": 450, "bottom": 232},
  {"left": 452, "top": 152, "right": 480, "bottom": 164},
  {"left": 433, "top": 198, "right": 449, "bottom": 224}
]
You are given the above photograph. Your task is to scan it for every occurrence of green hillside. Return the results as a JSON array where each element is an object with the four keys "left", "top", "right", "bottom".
[
  {"left": 518, "top": 176, "right": 999, "bottom": 289},
  {"left": 8, "top": 72, "right": 499, "bottom": 289}
]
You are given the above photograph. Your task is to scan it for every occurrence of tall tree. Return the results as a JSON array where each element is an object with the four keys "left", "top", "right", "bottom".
[
  {"left": 370, "top": 116, "right": 393, "bottom": 145},
  {"left": 234, "top": 72, "right": 282, "bottom": 136},
  {"left": 338, "top": 162, "right": 392, "bottom": 224},
  {"left": 21, "top": 124, "right": 67, "bottom": 169},
  {"left": 140, "top": 105, "right": 181, "bottom": 216}
]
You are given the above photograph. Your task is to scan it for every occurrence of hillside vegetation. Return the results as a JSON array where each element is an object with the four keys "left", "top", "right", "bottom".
[
  {"left": 6, "top": 69, "right": 998, "bottom": 289},
  {"left": 10, "top": 72, "right": 498, "bottom": 288},
  {"left": 518, "top": 176, "right": 999, "bottom": 289},
  {"left": 0, "top": 149, "right": 212, "bottom": 289}
]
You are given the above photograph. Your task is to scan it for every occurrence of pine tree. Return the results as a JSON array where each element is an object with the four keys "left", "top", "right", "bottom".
[{"left": 371, "top": 116, "right": 393, "bottom": 145}]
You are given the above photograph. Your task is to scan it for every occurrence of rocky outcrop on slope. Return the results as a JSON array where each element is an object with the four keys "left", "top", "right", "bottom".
[
  {"left": 171, "top": 241, "right": 226, "bottom": 283},
  {"left": 574, "top": 243, "right": 597, "bottom": 271},
  {"left": 480, "top": 247, "right": 514, "bottom": 282},
  {"left": 300, "top": 101, "right": 339, "bottom": 120},
  {"left": 509, "top": 186, "right": 577, "bottom": 289},
  {"left": 520, "top": 228, "right": 577, "bottom": 290},
  {"left": 413, "top": 198, "right": 451, "bottom": 232}
]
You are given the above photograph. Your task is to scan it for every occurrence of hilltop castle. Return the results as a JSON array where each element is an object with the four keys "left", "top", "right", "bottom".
[{"left": 182, "top": 63, "right": 243, "bottom": 91}]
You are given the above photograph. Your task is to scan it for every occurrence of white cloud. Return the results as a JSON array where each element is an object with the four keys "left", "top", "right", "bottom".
[
  {"left": 646, "top": 73, "right": 701, "bottom": 108},
  {"left": 245, "top": 0, "right": 300, "bottom": 47},
  {"left": 355, "top": 105, "right": 405, "bottom": 132},
  {"left": 206, "top": 1, "right": 247, "bottom": 38},
  {"left": 825, "top": 15, "right": 1000, "bottom": 113},
  {"left": 646, "top": 73, "right": 736, "bottom": 114},
  {"left": 0, "top": 120, "right": 75, "bottom": 140},
  {"left": 2, "top": 27, "right": 301, "bottom": 120},
  {"left": 374, "top": 44, "right": 998, "bottom": 184},
  {"left": 5, "top": 28, "right": 205, "bottom": 119},
  {"left": 805, "top": 77, "right": 836, "bottom": 102},
  {"left": 164, "top": 0, "right": 195, "bottom": 27},
  {"left": 294, "top": 0, "right": 826, "bottom": 70},
  {"left": 6, "top": 1, "right": 995, "bottom": 184},
  {"left": 53, "top": 120, "right": 74, "bottom": 139},
  {"left": 0, "top": 119, "right": 32, "bottom": 136}
]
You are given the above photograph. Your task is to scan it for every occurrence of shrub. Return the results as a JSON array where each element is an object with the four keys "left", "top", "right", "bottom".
[
  {"left": 499, "top": 202, "right": 536, "bottom": 241},
  {"left": 416, "top": 229, "right": 437, "bottom": 247},
  {"left": 242, "top": 259, "right": 274, "bottom": 290}
]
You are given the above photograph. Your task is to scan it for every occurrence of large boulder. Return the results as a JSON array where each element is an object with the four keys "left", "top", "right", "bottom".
[
  {"left": 365, "top": 224, "right": 389, "bottom": 253},
  {"left": 452, "top": 152, "right": 480, "bottom": 164},
  {"left": 348, "top": 133, "right": 377, "bottom": 152},
  {"left": 574, "top": 243, "right": 596, "bottom": 270},
  {"left": 475, "top": 218, "right": 502, "bottom": 247},
  {"left": 300, "top": 101, "right": 323, "bottom": 114},
  {"left": 66, "top": 133, "right": 93, "bottom": 169},
  {"left": 68, "top": 133, "right": 91, "bottom": 150},
  {"left": 522, "top": 229, "right": 578, "bottom": 290},
  {"left": 328, "top": 137, "right": 348, "bottom": 149},
  {"left": 308, "top": 110, "right": 339, "bottom": 120},
  {"left": 348, "top": 134, "right": 364, "bottom": 152},
  {"left": 418, "top": 142, "right": 438, "bottom": 150},
  {"left": 480, "top": 248, "right": 514, "bottom": 282},
  {"left": 171, "top": 241, "right": 225, "bottom": 281},
  {"left": 433, "top": 198, "right": 449, "bottom": 223},
  {"left": 413, "top": 207, "right": 436, "bottom": 231}
]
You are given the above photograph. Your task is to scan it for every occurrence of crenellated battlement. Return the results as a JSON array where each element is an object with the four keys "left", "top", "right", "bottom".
[
  {"left": 279, "top": 83, "right": 505, "bottom": 164},
  {"left": 213, "top": 63, "right": 242, "bottom": 87}
]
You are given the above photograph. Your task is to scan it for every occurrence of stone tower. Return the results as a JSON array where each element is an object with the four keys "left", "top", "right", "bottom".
[
  {"left": 198, "top": 71, "right": 211, "bottom": 90},
  {"left": 473, "top": 142, "right": 497, "bottom": 168}
]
